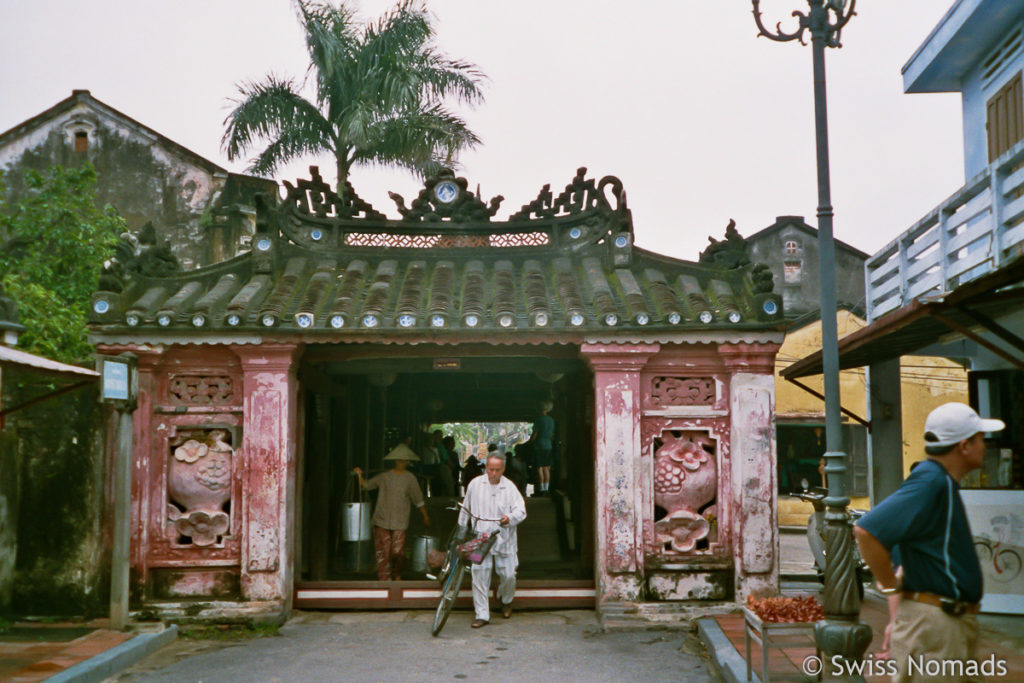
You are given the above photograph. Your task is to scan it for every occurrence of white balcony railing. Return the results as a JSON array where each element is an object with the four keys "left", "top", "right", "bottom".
[{"left": 866, "top": 138, "right": 1024, "bottom": 321}]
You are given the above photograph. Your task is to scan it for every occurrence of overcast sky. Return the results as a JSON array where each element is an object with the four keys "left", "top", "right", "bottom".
[{"left": 0, "top": 1, "right": 961, "bottom": 262}]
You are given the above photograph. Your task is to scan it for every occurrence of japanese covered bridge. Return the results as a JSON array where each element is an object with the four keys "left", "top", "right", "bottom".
[{"left": 88, "top": 167, "right": 785, "bottom": 622}]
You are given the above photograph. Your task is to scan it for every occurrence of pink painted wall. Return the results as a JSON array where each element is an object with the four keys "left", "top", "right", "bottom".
[
  {"left": 582, "top": 341, "right": 780, "bottom": 609},
  {"left": 100, "top": 342, "right": 301, "bottom": 616}
]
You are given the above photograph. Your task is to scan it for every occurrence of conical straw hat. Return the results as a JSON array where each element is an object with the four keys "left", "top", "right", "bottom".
[{"left": 383, "top": 443, "right": 420, "bottom": 461}]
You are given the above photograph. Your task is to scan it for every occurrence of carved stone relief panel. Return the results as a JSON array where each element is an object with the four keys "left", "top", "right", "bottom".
[
  {"left": 652, "top": 430, "right": 718, "bottom": 556},
  {"left": 649, "top": 376, "right": 715, "bottom": 408},
  {"left": 168, "top": 375, "right": 234, "bottom": 405},
  {"left": 167, "top": 427, "right": 234, "bottom": 547}
]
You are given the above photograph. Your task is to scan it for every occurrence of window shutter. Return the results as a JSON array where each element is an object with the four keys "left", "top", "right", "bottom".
[{"left": 987, "top": 71, "right": 1023, "bottom": 162}]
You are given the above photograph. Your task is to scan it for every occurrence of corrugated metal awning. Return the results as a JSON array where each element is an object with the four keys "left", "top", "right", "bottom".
[
  {"left": 782, "top": 256, "right": 1024, "bottom": 378},
  {"left": 0, "top": 345, "right": 100, "bottom": 379}
]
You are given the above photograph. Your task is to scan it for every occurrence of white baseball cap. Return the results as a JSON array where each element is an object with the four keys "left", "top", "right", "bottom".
[{"left": 924, "top": 403, "right": 1004, "bottom": 448}]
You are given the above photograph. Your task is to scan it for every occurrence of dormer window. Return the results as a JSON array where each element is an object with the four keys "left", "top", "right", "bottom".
[{"left": 63, "top": 119, "right": 96, "bottom": 152}]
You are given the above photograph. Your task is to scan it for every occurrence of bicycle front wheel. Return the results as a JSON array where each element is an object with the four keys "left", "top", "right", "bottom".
[{"left": 431, "top": 558, "right": 466, "bottom": 636}]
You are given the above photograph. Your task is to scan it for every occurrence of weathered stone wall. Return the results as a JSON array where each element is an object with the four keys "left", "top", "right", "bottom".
[
  {"left": 0, "top": 370, "right": 109, "bottom": 615},
  {"left": 746, "top": 217, "right": 866, "bottom": 321},
  {"left": 0, "top": 94, "right": 273, "bottom": 269},
  {"left": 1, "top": 111, "right": 219, "bottom": 269}
]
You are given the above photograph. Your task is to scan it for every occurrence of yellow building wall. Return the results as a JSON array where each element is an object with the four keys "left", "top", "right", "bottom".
[{"left": 775, "top": 310, "right": 968, "bottom": 525}]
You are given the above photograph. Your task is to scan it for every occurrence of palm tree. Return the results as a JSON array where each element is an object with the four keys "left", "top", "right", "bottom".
[{"left": 222, "top": 0, "right": 485, "bottom": 187}]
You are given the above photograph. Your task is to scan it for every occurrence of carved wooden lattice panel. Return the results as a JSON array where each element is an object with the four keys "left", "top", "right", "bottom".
[
  {"left": 650, "top": 376, "right": 715, "bottom": 407},
  {"left": 345, "top": 233, "right": 444, "bottom": 248},
  {"left": 168, "top": 376, "right": 234, "bottom": 405},
  {"left": 489, "top": 232, "right": 549, "bottom": 247},
  {"left": 343, "top": 232, "right": 550, "bottom": 248}
]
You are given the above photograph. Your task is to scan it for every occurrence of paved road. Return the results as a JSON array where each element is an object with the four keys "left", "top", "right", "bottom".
[
  {"left": 780, "top": 528, "right": 818, "bottom": 577},
  {"left": 114, "top": 610, "right": 724, "bottom": 683}
]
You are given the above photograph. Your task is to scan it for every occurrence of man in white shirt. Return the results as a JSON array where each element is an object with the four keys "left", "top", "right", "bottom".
[{"left": 458, "top": 453, "right": 527, "bottom": 628}]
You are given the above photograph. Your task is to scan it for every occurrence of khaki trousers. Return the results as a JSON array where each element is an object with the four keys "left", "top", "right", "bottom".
[{"left": 891, "top": 597, "right": 981, "bottom": 683}]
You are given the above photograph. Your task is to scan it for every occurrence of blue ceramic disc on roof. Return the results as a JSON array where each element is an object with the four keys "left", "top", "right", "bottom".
[{"left": 434, "top": 180, "right": 459, "bottom": 204}]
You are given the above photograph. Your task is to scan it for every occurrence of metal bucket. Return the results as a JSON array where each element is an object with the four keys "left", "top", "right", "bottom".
[
  {"left": 344, "top": 540, "right": 375, "bottom": 573},
  {"left": 342, "top": 502, "right": 372, "bottom": 541},
  {"left": 410, "top": 534, "right": 440, "bottom": 574}
]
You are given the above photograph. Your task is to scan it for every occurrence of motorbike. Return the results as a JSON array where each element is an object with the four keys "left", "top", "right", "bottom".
[{"left": 795, "top": 478, "right": 872, "bottom": 599}]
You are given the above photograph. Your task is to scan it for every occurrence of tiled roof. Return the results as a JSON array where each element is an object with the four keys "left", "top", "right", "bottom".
[{"left": 89, "top": 168, "right": 783, "bottom": 338}]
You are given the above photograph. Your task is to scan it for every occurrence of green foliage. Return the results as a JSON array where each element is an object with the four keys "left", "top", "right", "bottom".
[
  {"left": 223, "top": 0, "right": 486, "bottom": 184},
  {"left": 0, "top": 164, "right": 124, "bottom": 362},
  {"left": 432, "top": 422, "right": 532, "bottom": 458}
]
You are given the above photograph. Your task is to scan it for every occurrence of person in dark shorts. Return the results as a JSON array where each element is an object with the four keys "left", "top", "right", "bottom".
[{"left": 530, "top": 400, "right": 555, "bottom": 495}]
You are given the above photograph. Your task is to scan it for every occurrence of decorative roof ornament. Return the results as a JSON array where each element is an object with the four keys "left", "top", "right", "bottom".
[
  {"left": 750, "top": 263, "right": 775, "bottom": 294},
  {"left": 98, "top": 222, "right": 181, "bottom": 293},
  {"left": 87, "top": 162, "right": 786, "bottom": 333},
  {"left": 389, "top": 168, "right": 503, "bottom": 222},
  {"left": 281, "top": 166, "right": 385, "bottom": 221},
  {"left": 509, "top": 167, "right": 632, "bottom": 233},
  {"left": 699, "top": 219, "right": 750, "bottom": 270}
]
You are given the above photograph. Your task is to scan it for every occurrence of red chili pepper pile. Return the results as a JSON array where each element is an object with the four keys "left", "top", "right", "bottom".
[{"left": 745, "top": 595, "right": 824, "bottom": 623}]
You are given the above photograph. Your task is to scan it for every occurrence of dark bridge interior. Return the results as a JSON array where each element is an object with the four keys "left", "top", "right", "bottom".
[{"left": 297, "top": 344, "right": 594, "bottom": 583}]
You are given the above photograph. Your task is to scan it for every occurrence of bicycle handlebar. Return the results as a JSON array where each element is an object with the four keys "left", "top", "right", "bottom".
[{"left": 446, "top": 500, "right": 504, "bottom": 523}]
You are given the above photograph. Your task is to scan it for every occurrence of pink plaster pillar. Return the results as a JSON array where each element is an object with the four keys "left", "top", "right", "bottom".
[
  {"left": 581, "top": 343, "right": 659, "bottom": 606},
  {"left": 720, "top": 343, "right": 780, "bottom": 600},
  {"left": 233, "top": 344, "right": 302, "bottom": 607}
]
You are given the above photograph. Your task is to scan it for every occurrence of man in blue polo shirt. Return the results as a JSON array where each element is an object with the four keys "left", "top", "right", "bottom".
[{"left": 855, "top": 402, "right": 1004, "bottom": 682}]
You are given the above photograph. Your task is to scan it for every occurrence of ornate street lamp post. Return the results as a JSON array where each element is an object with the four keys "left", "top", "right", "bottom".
[{"left": 751, "top": 0, "right": 872, "bottom": 678}]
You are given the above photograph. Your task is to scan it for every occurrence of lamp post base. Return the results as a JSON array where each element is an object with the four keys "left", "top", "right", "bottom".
[{"left": 815, "top": 618, "right": 873, "bottom": 683}]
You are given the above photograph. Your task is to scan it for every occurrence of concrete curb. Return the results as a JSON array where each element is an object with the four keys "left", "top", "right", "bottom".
[
  {"left": 47, "top": 625, "right": 178, "bottom": 683},
  {"left": 697, "top": 616, "right": 760, "bottom": 683}
]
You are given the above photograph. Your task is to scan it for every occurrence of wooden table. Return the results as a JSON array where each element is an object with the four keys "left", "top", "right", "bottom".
[{"left": 743, "top": 607, "right": 820, "bottom": 682}]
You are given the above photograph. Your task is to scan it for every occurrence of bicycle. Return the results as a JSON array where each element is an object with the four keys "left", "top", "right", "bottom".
[
  {"left": 428, "top": 501, "right": 503, "bottom": 637},
  {"left": 974, "top": 537, "right": 1023, "bottom": 583}
]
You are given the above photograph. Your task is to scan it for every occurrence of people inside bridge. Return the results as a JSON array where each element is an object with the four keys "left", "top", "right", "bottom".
[
  {"left": 530, "top": 400, "right": 556, "bottom": 495},
  {"left": 507, "top": 445, "right": 529, "bottom": 496},
  {"left": 461, "top": 445, "right": 487, "bottom": 490},
  {"left": 442, "top": 435, "right": 461, "bottom": 494},
  {"left": 353, "top": 443, "right": 429, "bottom": 581},
  {"left": 458, "top": 452, "right": 527, "bottom": 629},
  {"left": 426, "top": 429, "right": 455, "bottom": 497}
]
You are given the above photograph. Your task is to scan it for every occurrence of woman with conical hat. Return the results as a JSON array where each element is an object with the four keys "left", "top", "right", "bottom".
[{"left": 353, "top": 443, "right": 429, "bottom": 581}]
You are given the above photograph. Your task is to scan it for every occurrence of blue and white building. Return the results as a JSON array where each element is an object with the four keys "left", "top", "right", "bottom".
[{"left": 784, "top": 0, "right": 1024, "bottom": 614}]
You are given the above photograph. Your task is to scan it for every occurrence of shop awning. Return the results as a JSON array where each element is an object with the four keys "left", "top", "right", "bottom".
[
  {"left": 0, "top": 345, "right": 99, "bottom": 379},
  {"left": 0, "top": 346, "right": 100, "bottom": 426},
  {"left": 782, "top": 256, "right": 1024, "bottom": 379}
]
